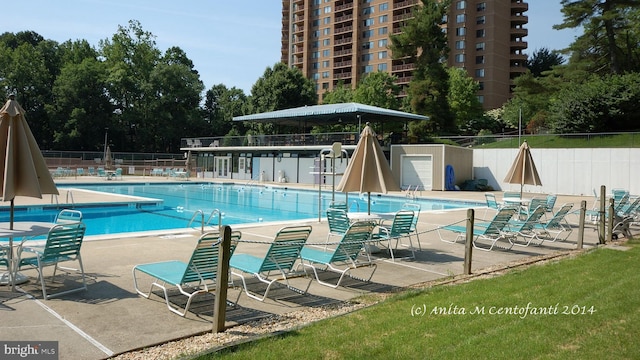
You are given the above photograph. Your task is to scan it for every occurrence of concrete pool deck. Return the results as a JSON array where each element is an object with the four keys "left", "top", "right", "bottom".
[{"left": 0, "top": 176, "right": 609, "bottom": 359}]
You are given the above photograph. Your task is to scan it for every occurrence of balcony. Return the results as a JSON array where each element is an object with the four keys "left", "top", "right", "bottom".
[
  {"left": 335, "top": 25, "right": 353, "bottom": 34},
  {"left": 393, "top": 0, "right": 418, "bottom": 10},
  {"left": 511, "top": 27, "right": 528, "bottom": 37},
  {"left": 510, "top": 41, "right": 527, "bottom": 49},
  {"left": 511, "top": 14, "right": 528, "bottom": 24},
  {"left": 334, "top": 72, "right": 353, "bottom": 79},
  {"left": 511, "top": 0, "right": 529, "bottom": 12}
]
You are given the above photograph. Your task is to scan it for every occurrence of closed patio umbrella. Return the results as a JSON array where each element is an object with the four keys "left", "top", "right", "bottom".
[
  {"left": 503, "top": 140, "right": 542, "bottom": 198},
  {"left": 104, "top": 145, "right": 113, "bottom": 170},
  {"left": 185, "top": 150, "right": 192, "bottom": 179},
  {"left": 336, "top": 123, "right": 399, "bottom": 214},
  {"left": 0, "top": 95, "right": 58, "bottom": 289}
]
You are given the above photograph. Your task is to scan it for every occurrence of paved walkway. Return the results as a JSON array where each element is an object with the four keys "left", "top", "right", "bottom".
[{"left": 0, "top": 176, "right": 604, "bottom": 359}]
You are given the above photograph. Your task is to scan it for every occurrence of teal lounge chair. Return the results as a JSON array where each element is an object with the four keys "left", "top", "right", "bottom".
[
  {"left": 534, "top": 203, "right": 574, "bottom": 243},
  {"left": 371, "top": 209, "right": 415, "bottom": 261},
  {"left": 504, "top": 205, "right": 547, "bottom": 248},
  {"left": 55, "top": 209, "right": 83, "bottom": 224},
  {"left": 230, "top": 225, "right": 312, "bottom": 301},
  {"left": 298, "top": 221, "right": 377, "bottom": 288},
  {"left": 132, "top": 231, "right": 241, "bottom": 316},
  {"left": 17, "top": 223, "right": 87, "bottom": 299},
  {"left": 438, "top": 207, "right": 517, "bottom": 251},
  {"left": 326, "top": 208, "right": 350, "bottom": 243}
]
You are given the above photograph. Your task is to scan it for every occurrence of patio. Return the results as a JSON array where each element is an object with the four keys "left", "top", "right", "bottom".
[{"left": 0, "top": 177, "right": 605, "bottom": 359}]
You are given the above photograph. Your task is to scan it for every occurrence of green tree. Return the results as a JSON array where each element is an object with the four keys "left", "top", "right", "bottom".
[
  {"left": 555, "top": 0, "right": 640, "bottom": 74},
  {"left": 203, "top": 84, "right": 248, "bottom": 137},
  {"left": 250, "top": 62, "right": 316, "bottom": 134},
  {"left": 549, "top": 72, "right": 640, "bottom": 133},
  {"left": 321, "top": 82, "right": 354, "bottom": 104},
  {"left": 390, "top": 0, "right": 455, "bottom": 137},
  {"left": 446, "top": 67, "right": 484, "bottom": 134},
  {"left": 527, "top": 48, "right": 566, "bottom": 77}
]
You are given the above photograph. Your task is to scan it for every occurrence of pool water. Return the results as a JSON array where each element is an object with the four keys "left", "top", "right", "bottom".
[{"left": 2, "top": 183, "right": 481, "bottom": 237}]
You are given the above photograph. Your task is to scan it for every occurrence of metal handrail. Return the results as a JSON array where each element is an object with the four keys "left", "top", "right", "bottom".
[
  {"left": 187, "top": 210, "right": 205, "bottom": 233},
  {"left": 206, "top": 209, "right": 222, "bottom": 229}
]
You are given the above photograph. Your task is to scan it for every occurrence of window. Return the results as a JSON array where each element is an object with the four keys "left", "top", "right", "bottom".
[
  {"left": 312, "top": 19, "right": 319, "bottom": 27},
  {"left": 363, "top": 6, "right": 374, "bottom": 15},
  {"left": 322, "top": 82, "right": 329, "bottom": 89},
  {"left": 363, "top": 41, "right": 374, "bottom": 49},
  {"left": 322, "top": 49, "right": 330, "bottom": 57},
  {"left": 362, "top": 53, "right": 373, "bottom": 61},
  {"left": 478, "top": 82, "right": 484, "bottom": 90},
  {"left": 324, "top": 16, "right": 331, "bottom": 24},
  {"left": 363, "top": 65, "right": 373, "bottom": 73},
  {"left": 455, "top": 53, "right": 465, "bottom": 63},
  {"left": 379, "top": 15, "right": 388, "bottom": 23},
  {"left": 477, "top": 16, "right": 485, "bottom": 25},
  {"left": 456, "top": 27, "right": 466, "bottom": 36},
  {"left": 313, "top": 9, "right": 320, "bottom": 16},
  {"left": 456, "top": 1, "right": 466, "bottom": 10},
  {"left": 475, "top": 68, "right": 485, "bottom": 78},
  {"left": 379, "top": 3, "right": 389, "bottom": 11},
  {"left": 476, "top": 29, "right": 485, "bottom": 38},
  {"left": 478, "top": 95, "right": 484, "bottom": 104},
  {"left": 324, "top": 6, "right": 331, "bottom": 13},
  {"left": 364, "top": 18, "right": 374, "bottom": 27},
  {"left": 363, "top": 30, "right": 374, "bottom": 38},
  {"left": 312, "top": 62, "right": 319, "bottom": 69},
  {"left": 323, "top": 39, "right": 330, "bottom": 46},
  {"left": 311, "top": 51, "right": 320, "bottom": 58},
  {"left": 455, "top": 40, "right": 465, "bottom": 50},
  {"left": 378, "top": 27, "right": 388, "bottom": 35},
  {"left": 313, "top": 73, "right": 319, "bottom": 80},
  {"left": 312, "top": 41, "right": 319, "bottom": 48},
  {"left": 477, "top": 2, "right": 486, "bottom": 11},
  {"left": 312, "top": 30, "right": 320, "bottom": 38},
  {"left": 476, "top": 55, "right": 485, "bottom": 64},
  {"left": 322, "top": 60, "right": 330, "bottom": 68},
  {"left": 323, "top": 28, "right": 331, "bottom": 35},
  {"left": 378, "top": 39, "right": 388, "bottom": 48},
  {"left": 476, "top": 42, "right": 485, "bottom": 51},
  {"left": 378, "top": 51, "right": 387, "bottom": 59},
  {"left": 378, "top": 63, "right": 387, "bottom": 71},
  {"left": 456, "top": 14, "right": 465, "bottom": 23},
  {"left": 322, "top": 71, "right": 330, "bottom": 78}
]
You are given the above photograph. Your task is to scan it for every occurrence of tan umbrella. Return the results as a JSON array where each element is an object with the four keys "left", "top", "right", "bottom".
[
  {"left": 336, "top": 123, "right": 399, "bottom": 214},
  {"left": 0, "top": 96, "right": 58, "bottom": 289},
  {"left": 104, "top": 145, "right": 113, "bottom": 170},
  {"left": 184, "top": 150, "right": 192, "bottom": 179},
  {"left": 503, "top": 140, "right": 542, "bottom": 198}
]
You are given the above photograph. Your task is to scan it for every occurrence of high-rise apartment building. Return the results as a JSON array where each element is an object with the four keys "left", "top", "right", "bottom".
[{"left": 281, "top": 0, "right": 528, "bottom": 110}]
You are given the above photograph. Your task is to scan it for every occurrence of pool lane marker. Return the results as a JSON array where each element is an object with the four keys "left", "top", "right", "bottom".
[{"left": 17, "top": 288, "right": 114, "bottom": 357}]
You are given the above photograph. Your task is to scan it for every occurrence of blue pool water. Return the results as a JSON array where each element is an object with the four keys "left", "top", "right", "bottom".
[{"left": 1, "top": 183, "right": 481, "bottom": 237}]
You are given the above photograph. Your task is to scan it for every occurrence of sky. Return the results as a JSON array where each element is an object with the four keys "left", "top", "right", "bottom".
[{"left": 4, "top": 0, "right": 579, "bottom": 94}]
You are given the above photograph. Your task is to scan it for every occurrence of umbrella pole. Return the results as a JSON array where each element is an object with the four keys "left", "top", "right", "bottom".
[{"left": 367, "top": 192, "right": 371, "bottom": 215}]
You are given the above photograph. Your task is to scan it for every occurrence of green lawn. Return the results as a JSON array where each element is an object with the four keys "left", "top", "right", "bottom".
[
  {"left": 198, "top": 239, "right": 640, "bottom": 359},
  {"left": 473, "top": 132, "right": 640, "bottom": 148}
]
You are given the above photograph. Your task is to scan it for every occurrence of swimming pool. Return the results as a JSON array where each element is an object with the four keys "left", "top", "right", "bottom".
[{"left": 1, "top": 183, "right": 482, "bottom": 237}]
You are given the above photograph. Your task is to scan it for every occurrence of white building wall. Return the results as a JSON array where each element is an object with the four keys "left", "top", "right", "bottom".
[{"left": 473, "top": 148, "right": 640, "bottom": 196}]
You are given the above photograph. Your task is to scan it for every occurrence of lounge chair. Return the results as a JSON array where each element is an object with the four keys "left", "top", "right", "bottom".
[
  {"left": 16, "top": 222, "right": 87, "bottom": 299},
  {"left": 114, "top": 168, "right": 123, "bottom": 180},
  {"left": 55, "top": 209, "right": 83, "bottom": 224},
  {"left": 483, "top": 193, "right": 502, "bottom": 218},
  {"left": 612, "top": 196, "right": 640, "bottom": 239},
  {"left": 371, "top": 209, "right": 415, "bottom": 261},
  {"left": 545, "top": 194, "right": 558, "bottom": 213},
  {"left": 401, "top": 202, "right": 422, "bottom": 250},
  {"left": 230, "top": 225, "right": 312, "bottom": 301},
  {"left": 534, "top": 203, "right": 574, "bottom": 243},
  {"left": 132, "top": 231, "right": 241, "bottom": 316},
  {"left": 297, "top": 221, "right": 377, "bottom": 288},
  {"left": 326, "top": 208, "right": 351, "bottom": 243},
  {"left": 504, "top": 205, "right": 547, "bottom": 248},
  {"left": 520, "top": 197, "right": 548, "bottom": 219},
  {"left": 438, "top": 207, "right": 518, "bottom": 251}
]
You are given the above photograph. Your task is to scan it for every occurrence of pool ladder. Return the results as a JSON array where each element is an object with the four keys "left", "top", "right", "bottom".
[
  {"left": 50, "top": 189, "right": 75, "bottom": 208},
  {"left": 188, "top": 209, "right": 222, "bottom": 233}
]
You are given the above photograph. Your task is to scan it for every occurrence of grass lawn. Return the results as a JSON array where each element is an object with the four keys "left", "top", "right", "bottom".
[{"left": 198, "top": 239, "right": 640, "bottom": 359}]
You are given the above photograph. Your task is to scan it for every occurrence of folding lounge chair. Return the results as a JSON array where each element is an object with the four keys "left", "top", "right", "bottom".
[
  {"left": 371, "top": 209, "right": 415, "bottom": 261},
  {"left": 504, "top": 205, "right": 547, "bottom": 248},
  {"left": 545, "top": 194, "right": 558, "bottom": 213},
  {"left": 401, "top": 202, "right": 422, "bottom": 250},
  {"left": 298, "top": 221, "right": 377, "bottom": 288},
  {"left": 483, "top": 193, "right": 502, "bottom": 219},
  {"left": 55, "top": 209, "right": 83, "bottom": 224},
  {"left": 132, "top": 231, "right": 241, "bottom": 316},
  {"left": 230, "top": 225, "right": 312, "bottom": 301},
  {"left": 438, "top": 207, "right": 517, "bottom": 251},
  {"left": 17, "top": 223, "right": 87, "bottom": 300},
  {"left": 533, "top": 203, "right": 574, "bottom": 243},
  {"left": 326, "top": 208, "right": 350, "bottom": 243},
  {"left": 611, "top": 196, "right": 640, "bottom": 239}
]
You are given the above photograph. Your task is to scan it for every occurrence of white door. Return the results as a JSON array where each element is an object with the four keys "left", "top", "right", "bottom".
[
  {"left": 401, "top": 155, "right": 433, "bottom": 190},
  {"left": 214, "top": 156, "right": 231, "bottom": 179}
]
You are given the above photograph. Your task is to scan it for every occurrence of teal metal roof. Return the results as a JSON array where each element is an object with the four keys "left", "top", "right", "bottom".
[{"left": 233, "top": 102, "right": 428, "bottom": 127}]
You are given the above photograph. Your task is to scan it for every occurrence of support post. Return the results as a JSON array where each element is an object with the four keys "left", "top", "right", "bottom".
[
  {"left": 606, "top": 198, "right": 614, "bottom": 243},
  {"left": 577, "top": 200, "right": 586, "bottom": 249},
  {"left": 463, "top": 209, "right": 474, "bottom": 275},
  {"left": 598, "top": 185, "right": 606, "bottom": 244},
  {"left": 213, "top": 226, "right": 231, "bottom": 333}
]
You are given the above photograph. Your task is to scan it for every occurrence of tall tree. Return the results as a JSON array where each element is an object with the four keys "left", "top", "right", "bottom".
[
  {"left": 202, "top": 84, "right": 248, "bottom": 137},
  {"left": 446, "top": 67, "right": 484, "bottom": 134},
  {"left": 250, "top": 62, "right": 316, "bottom": 134},
  {"left": 390, "top": 0, "right": 455, "bottom": 136},
  {"left": 555, "top": 0, "right": 640, "bottom": 74},
  {"left": 527, "top": 48, "right": 566, "bottom": 77}
]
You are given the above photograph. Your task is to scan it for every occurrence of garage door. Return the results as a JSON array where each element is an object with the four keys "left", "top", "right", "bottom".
[{"left": 401, "top": 155, "right": 432, "bottom": 190}]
